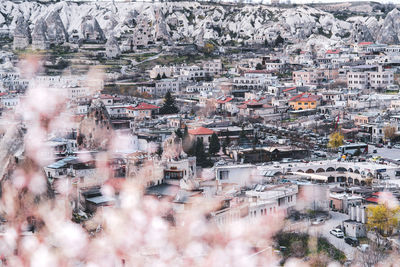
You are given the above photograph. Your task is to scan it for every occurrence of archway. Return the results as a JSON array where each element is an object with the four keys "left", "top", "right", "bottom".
[
  {"left": 336, "top": 167, "right": 347, "bottom": 172},
  {"left": 328, "top": 176, "right": 335, "bottom": 183},
  {"left": 354, "top": 179, "right": 360, "bottom": 185},
  {"left": 326, "top": 167, "right": 335, "bottom": 172},
  {"left": 306, "top": 169, "right": 315, "bottom": 174},
  {"left": 316, "top": 168, "right": 325, "bottom": 173}
]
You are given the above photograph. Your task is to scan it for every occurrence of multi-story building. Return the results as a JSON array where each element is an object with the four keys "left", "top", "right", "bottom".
[
  {"left": 289, "top": 93, "right": 321, "bottom": 110},
  {"left": 126, "top": 103, "right": 159, "bottom": 120},
  {"left": 155, "top": 78, "right": 180, "bottom": 94},
  {"left": 347, "top": 66, "right": 394, "bottom": 91},
  {"left": 233, "top": 71, "right": 278, "bottom": 91},
  {"left": 292, "top": 69, "right": 323, "bottom": 86},
  {"left": 347, "top": 71, "right": 368, "bottom": 90},
  {"left": 203, "top": 59, "right": 222, "bottom": 76},
  {"left": 368, "top": 66, "right": 394, "bottom": 90},
  {"left": 180, "top": 65, "right": 206, "bottom": 81}
]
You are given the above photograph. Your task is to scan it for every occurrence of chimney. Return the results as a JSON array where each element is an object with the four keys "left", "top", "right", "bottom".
[
  {"left": 361, "top": 206, "right": 366, "bottom": 224},
  {"left": 351, "top": 205, "right": 356, "bottom": 221}
]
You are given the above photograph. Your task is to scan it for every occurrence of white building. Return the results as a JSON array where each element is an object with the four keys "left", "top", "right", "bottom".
[
  {"left": 233, "top": 71, "right": 279, "bottom": 90},
  {"left": 150, "top": 65, "right": 174, "bottom": 79},
  {"left": 347, "top": 71, "right": 368, "bottom": 90},
  {"left": 155, "top": 79, "right": 180, "bottom": 95},
  {"left": 202, "top": 59, "right": 222, "bottom": 76},
  {"left": 347, "top": 66, "right": 394, "bottom": 91},
  {"left": 180, "top": 65, "right": 205, "bottom": 81}
]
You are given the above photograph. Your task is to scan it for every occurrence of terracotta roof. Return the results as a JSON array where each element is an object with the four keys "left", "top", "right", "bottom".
[
  {"left": 365, "top": 197, "right": 379, "bottom": 203},
  {"left": 326, "top": 49, "right": 340, "bottom": 54},
  {"left": 100, "top": 94, "right": 113, "bottom": 99},
  {"left": 216, "top": 97, "right": 233, "bottom": 104},
  {"left": 283, "top": 86, "right": 296, "bottom": 92},
  {"left": 359, "top": 42, "right": 373, "bottom": 46},
  {"left": 127, "top": 103, "right": 159, "bottom": 110},
  {"left": 289, "top": 92, "right": 320, "bottom": 102},
  {"left": 245, "top": 70, "right": 270, "bottom": 74},
  {"left": 243, "top": 99, "right": 260, "bottom": 105},
  {"left": 188, "top": 127, "right": 214, "bottom": 135}
]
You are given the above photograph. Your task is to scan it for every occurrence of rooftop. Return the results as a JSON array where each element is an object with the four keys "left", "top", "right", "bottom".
[{"left": 188, "top": 126, "right": 214, "bottom": 135}]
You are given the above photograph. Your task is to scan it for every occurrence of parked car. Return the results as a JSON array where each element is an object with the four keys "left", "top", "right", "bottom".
[
  {"left": 330, "top": 228, "right": 344, "bottom": 238},
  {"left": 393, "top": 144, "right": 400, "bottom": 149},
  {"left": 373, "top": 149, "right": 377, "bottom": 154},
  {"left": 376, "top": 143, "right": 384, "bottom": 148},
  {"left": 311, "top": 218, "right": 325, "bottom": 225},
  {"left": 344, "top": 237, "right": 359, "bottom": 247}
]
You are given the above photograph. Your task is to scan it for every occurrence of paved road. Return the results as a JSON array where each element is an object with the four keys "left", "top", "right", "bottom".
[
  {"left": 131, "top": 52, "right": 162, "bottom": 66},
  {"left": 308, "top": 211, "right": 357, "bottom": 260},
  {"left": 368, "top": 145, "right": 400, "bottom": 160}
]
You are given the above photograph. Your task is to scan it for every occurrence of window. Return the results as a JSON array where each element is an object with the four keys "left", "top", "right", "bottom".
[{"left": 220, "top": 170, "right": 229, "bottom": 180}]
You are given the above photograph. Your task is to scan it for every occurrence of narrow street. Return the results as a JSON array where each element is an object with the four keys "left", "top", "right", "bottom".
[{"left": 308, "top": 211, "right": 357, "bottom": 260}]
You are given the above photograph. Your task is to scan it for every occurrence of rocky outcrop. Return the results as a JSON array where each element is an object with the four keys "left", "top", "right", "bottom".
[
  {"left": 105, "top": 36, "right": 120, "bottom": 58},
  {"left": 81, "top": 15, "right": 105, "bottom": 43},
  {"left": 45, "top": 11, "right": 68, "bottom": 44},
  {"left": 377, "top": 8, "right": 400, "bottom": 44},
  {"left": 32, "top": 19, "right": 49, "bottom": 50},
  {"left": 12, "top": 15, "right": 30, "bottom": 50},
  {"left": 3, "top": 1, "right": 400, "bottom": 48},
  {"left": 350, "top": 20, "right": 375, "bottom": 44}
]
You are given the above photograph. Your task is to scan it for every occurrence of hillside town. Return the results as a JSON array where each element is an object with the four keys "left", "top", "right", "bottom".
[{"left": 1, "top": 0, "right": 400, "bottom": 266}]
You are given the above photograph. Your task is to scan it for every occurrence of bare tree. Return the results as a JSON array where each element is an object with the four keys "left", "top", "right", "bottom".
[{"left": 355, "top": 242, "right": 386, "bottom": 267}]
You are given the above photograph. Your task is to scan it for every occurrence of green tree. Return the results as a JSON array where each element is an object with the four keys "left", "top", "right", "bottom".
[
  {"left": 275, "top": 34, "right": 284, "bottom": 47},
  {"left": 327, "top": 131, "right": 344, "bottom": 149},
  {"left": 239, "top": 126, "right": 248, "bottom": 146},
  {"left": 162, "top": 73, "right": 167, "bottom": 79},
  {"left": 194, "top": 138, "right": 212, "bottom": 167},
  {"left": 252, "top": 134, "right": 259, "bottom": 150},
  {"left": 209, "top": 133, "right": 221, "bottom": 155},
  {"left": 255, "top": 63, "right": 264, "bottom": 70},
  {"left": 222, "top": 132, "right": 231, "bottom": 155},
  {"left": 175, "top": 128, "right": 183, "bottom": 139},
  {"left": 156, "top": 73, "right": 161, "bottom": 80},
  {"left": 159, "top": 91, "right": 179, "bottom": 114}
]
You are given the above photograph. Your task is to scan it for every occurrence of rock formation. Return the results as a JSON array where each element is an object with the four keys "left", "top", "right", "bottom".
[{"left": 12, "top": 15, "right": 30, "bottom": 50}]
